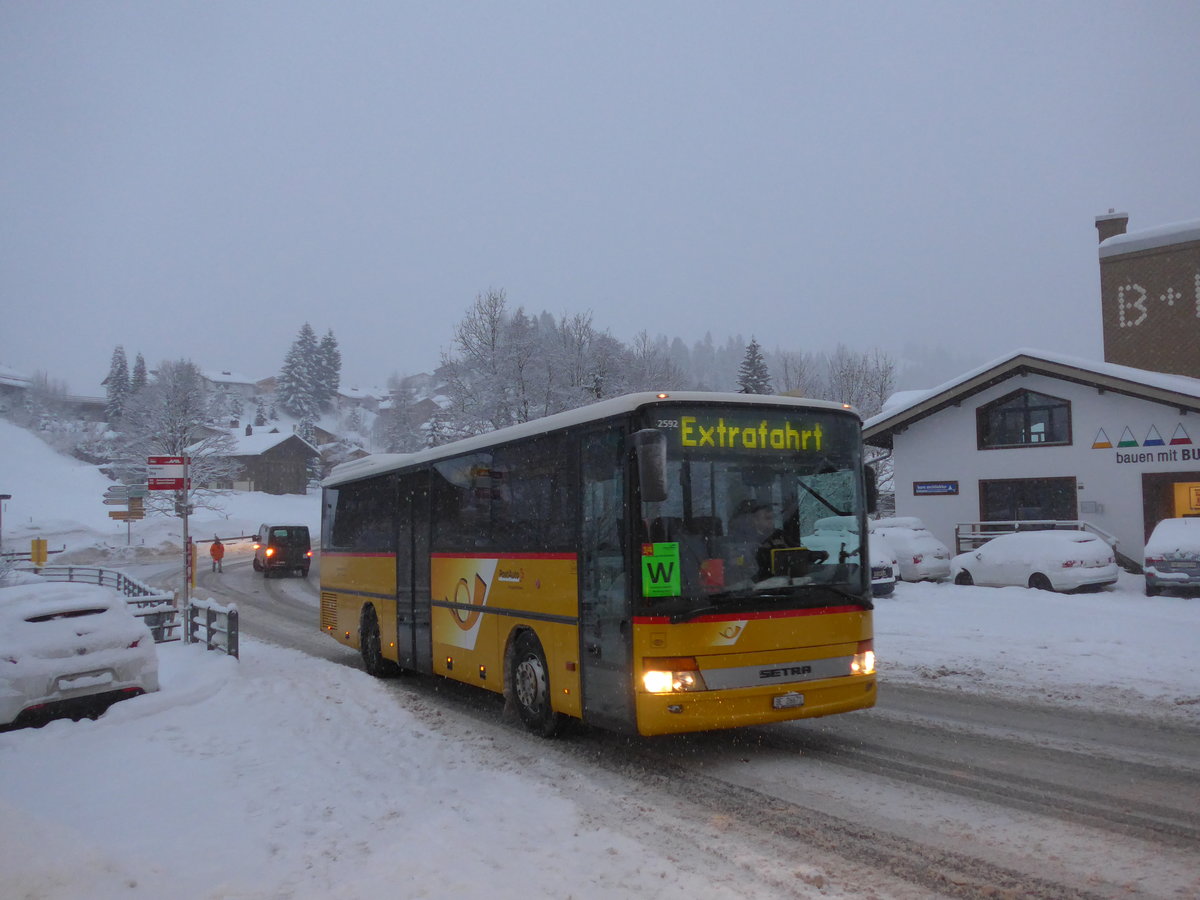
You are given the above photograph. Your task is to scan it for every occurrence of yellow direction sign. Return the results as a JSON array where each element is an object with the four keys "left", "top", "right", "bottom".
[{"left": 108, "top": 510, "right": 145, "bottom": 521}]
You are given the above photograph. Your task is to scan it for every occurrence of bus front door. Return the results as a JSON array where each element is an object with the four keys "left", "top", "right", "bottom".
[{"left": 579, "top": 429, "right": 636, "bottom": 731}]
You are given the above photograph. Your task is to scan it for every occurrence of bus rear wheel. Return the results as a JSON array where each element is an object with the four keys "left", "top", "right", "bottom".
[{"left": 510, "top": 632, "right": 562, "bottom": 738}]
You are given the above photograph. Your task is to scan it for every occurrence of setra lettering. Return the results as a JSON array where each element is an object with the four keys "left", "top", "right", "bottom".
[{"left": 759, "top": 665, "right": 812, "bottom": 679}]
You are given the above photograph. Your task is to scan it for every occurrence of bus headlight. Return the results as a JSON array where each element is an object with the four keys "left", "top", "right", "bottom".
[
  {"left": 850, "top": 640, "right": 875, "bottom": 675},
  {"left": 642, "top": 657, "right": 708, "bottom": 693}
]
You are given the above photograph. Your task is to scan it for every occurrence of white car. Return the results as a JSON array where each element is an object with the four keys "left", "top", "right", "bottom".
[
  {"left": 802, "top": 515, "right": 897, "bottom": 597},
  {"left": 1, "top": 581, "right": 160, "bottom": 730},
  {"left": 1143, "top": 517, "right": 1200, "bottom": 596},
  {"left": 869, "top": 517, "right": 952, "bottom": 582},
  {"left": 951, "top": 530, "right": 1118, "bottom": 593}
]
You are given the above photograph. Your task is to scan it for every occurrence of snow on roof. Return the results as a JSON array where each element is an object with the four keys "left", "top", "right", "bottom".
[
  {"left": 326, "top": 391, "right": 858, "bottom": 486},
  {"left": 339, "top": 385, "right": 387, "bottom": 400},
  {"left": 201, "top": 369, "right": 260, "bottom": 386},
  {"left": 880, "top": 389, "right": 931, "bottom": 415},
  {"left": 0, "top": 363, "right": 31, "bottom": 387},
  {"left": 189, "top": 429, "right": 319, "bottom": 457},
  {"left": 865, "top": 348, "right": 1200, "bottom": 439},
  {"left": 1099, "top": 216, "right": 1200, "bottom": 258}
]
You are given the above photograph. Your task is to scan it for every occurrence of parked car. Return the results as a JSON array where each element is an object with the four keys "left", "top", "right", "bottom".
[
  {"left": 802, "top": 515, "right": 897, "bottom": 597},
  {"left": 1143, "top": 517, "right": 1200, "bottom": 596},
  {"left": 252, "top": 524, "right": 313, "bottom": 578},
  {"left": 869, "top": 517, "right": 952, "bottom": 582},
  {"left": 951, "top": 530, "right": 1118, "bottom": 592},
  {"left": 1, "top": 581, "right": 159, "bottom": 730}
]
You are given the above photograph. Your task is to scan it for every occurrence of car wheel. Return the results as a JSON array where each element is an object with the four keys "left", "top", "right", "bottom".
[
  {"left": 1145, "top": 583, "right": 1161, "bottom": 597},
  {"left": 954, "top": 570, "right": 973, "bottom": 586},
  {"left": 510, "top": 631, "right": 562, "bottom": 737},
  {"left": 301, "top": 567, "right": 310, "bottom": 578},
  {"left": 1029, "top": 573, "right": 1054, "bottom": 591},
  {"left": 360, "top": 606, "right": 399, "bottom": 677},
  {"left": 252, "top": 557, "right": 262, "bottom": 572}
]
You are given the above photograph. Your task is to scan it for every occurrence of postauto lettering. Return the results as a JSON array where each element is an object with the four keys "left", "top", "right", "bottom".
[{"left": 678, "top": 415, "right": 823, "bottom": 452}]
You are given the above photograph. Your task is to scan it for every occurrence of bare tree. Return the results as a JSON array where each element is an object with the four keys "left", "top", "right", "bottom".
[
  {"left": 116, "top": 360, "right": 241, "bottom": 515},
  {"left": 821, "top": 345, "right": 895, "bottom": 417},
  {"left": 772, "top": 349, "right": 817, "bottom": 396}
]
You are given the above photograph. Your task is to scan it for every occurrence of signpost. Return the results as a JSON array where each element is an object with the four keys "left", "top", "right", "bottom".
[
  {"left": 101, "top": 485, "right": 147, "bottom": 544},
  {"left": 148, "top": 455, "right": 192, "bottom": 611},
  {"left": 0, "top": 493, "right": 10, "bottom": 556},
  {"left": 99, "top": 482, "right": 146, "bottom": 547},
  {"left": 147, "top": 456, "right": 188, "bottom": 491}
]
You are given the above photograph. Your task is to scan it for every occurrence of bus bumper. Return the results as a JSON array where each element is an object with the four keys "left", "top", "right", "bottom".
[{"left": 634, "top": 675, "right": 877, "bottom": 736}]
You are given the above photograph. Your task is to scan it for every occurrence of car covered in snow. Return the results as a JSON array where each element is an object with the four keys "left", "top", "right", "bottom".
[
  {"left": 950, "top": 530, "right": 1118, "bottom": 593},
  {"left": 1, "top": 581, "right": 159, "bottom": 730},
  {"left": 801, "top": 515, "right": 897, "bottom": 597},
  {"left": 869, "top": 516, "right": 952, "bottom": 582},
  {"left": 1143, "top": 517, "right": 1200, "bottom": 596}
]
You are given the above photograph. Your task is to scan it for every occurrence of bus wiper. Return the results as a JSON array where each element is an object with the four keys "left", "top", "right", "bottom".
[{"left": 793, "top": 583, "right": 872, "bottom": 606}]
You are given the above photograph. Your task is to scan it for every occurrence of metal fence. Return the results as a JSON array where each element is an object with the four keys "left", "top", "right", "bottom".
[
  {"left": 954, "top": 520, "right": 1121, "bottom": 553},
  {"left": 186, "top": 598, "right": 239, "bottom": 659},
  {"left": 17, "top": 564, "right": 239, "bottom": 658}
]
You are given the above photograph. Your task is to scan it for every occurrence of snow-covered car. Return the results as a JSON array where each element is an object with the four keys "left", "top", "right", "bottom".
[
  {"left": 801, "top": 515, "right": 896, "bottom": 597},
  {"left": 1, "top": 582, "right": 159, "bottom": 730},
  {"left": 869, "top": 516, "right": 952, "bottom": 582},
  {"left": 951, "top": 530, "right": 1118, "bottom": 592},
  {"left": 1143, "top": 517, "right": 1200, "bottom": 596}
]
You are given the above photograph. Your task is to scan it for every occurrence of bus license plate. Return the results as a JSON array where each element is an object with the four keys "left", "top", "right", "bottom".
[{"left": 773, "top": 692, "right": 805, "bottom": 710}]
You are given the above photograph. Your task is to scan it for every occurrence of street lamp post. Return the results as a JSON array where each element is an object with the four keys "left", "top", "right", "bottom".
[{"left": 0, "top": 493, "right": 11, "bottom": 557}]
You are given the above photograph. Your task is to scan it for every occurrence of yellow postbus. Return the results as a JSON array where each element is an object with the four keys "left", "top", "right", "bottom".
[{"left": 320, "top": 392, "right": 876, "bottom": 736}]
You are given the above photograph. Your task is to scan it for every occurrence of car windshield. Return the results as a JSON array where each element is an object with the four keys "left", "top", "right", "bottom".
[{"left": 636, "top": 405, "right": 870, "bottom": 620}]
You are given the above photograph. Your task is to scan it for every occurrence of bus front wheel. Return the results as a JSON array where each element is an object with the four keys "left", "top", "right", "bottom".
[{"left": 511, "top": 631, "right": 562, "bottom": 738}]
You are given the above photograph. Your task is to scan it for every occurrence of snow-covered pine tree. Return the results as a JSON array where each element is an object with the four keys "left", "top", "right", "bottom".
[
  {"left": 316, "top": 330, "right": 341, "bottom": 411},
  {"left": 736, "top": 337, "right": 773, "bottom": 394},
  {"left": 254, "top": 396, "right": 268, "bottom": 427},
  {"left": 277, "top": 324, "right": 321, "bottom": 420},
  {"left": 105, "top": 346, "right": 130, "bottom": 421},
  {"left": 130, "top": 353, "right": 148, "bottom": 395}
]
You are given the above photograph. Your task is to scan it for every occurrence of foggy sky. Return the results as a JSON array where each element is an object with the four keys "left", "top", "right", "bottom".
[{"left": 3, "top": 2, "right": 1199, "bottom": 396}]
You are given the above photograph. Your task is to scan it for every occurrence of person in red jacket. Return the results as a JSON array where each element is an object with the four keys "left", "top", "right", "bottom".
[{"left": 209, "top": 537, "right": 225, "bottom": 573}]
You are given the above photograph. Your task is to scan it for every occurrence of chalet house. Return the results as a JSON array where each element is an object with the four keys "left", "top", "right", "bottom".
[
  {"left": 864, "top": 350, "right": 1200, "bottom": 567},
  {"left": 207, "top": 427, "right": 321, "bottom": 495}
]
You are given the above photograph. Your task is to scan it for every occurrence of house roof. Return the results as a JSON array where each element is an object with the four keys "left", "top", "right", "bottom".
[
  {"left": 1099, "top": 216, "right": 1200, "bottom": 259},
  {"left": 0, "top": 364, "right": 30, "bottom": 388},
  {"left": 863, "top": 348, "right": 1200, "bottom": 450},
  {"left": 190, "top": 429, "right": 320, "bottom": 458}
]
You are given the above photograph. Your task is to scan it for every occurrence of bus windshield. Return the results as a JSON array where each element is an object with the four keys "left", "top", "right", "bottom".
[{"left": 636, "top": 405, "right": 870, "bottom": 619}]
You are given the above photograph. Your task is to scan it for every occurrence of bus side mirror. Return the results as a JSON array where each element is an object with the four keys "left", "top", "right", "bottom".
[
  {"left": 630, "top": 429, "right": 668, "bottom": 503},
  {"left": 865, "top": 464, "right": 878, "bottom": 514}
]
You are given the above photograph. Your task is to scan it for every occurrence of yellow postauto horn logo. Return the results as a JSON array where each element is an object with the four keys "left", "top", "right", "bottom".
[{"left": 452, "top": 574, "right": 489, "bottom": 630}]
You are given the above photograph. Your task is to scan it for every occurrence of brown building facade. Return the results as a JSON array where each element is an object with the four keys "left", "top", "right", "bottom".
[{"left": 1098, "top": 212, "right": 1200, "bottom": 379}]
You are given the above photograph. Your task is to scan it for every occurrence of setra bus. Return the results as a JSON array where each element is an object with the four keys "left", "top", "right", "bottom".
[{"left": 320, "top": 391, "right": 876, "bottom": 736}]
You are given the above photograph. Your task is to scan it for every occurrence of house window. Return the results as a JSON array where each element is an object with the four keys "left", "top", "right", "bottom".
[
  {"left": 980, "top": 477, "right": 1078, "bottom": 522},
  {"left": 977, "top": 389, "right": 1071, "bottom": 449}
]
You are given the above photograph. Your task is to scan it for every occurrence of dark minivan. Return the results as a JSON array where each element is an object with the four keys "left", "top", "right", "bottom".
[{"left": 252, "top": 524, "right": 312, "bottom": 578}]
